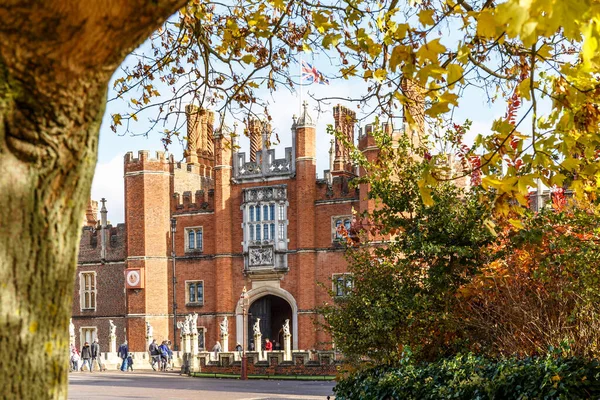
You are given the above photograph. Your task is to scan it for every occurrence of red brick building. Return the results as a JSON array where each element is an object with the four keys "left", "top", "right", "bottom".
[{"left": 71, "top": 103, "right": 415, "bottom": 353}]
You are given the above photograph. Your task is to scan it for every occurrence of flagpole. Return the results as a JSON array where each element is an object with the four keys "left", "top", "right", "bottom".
[{"left": 299, "top": 52, "right": 303, "bottom": 114}]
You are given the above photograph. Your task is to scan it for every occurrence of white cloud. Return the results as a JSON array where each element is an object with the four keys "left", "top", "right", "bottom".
[{"left": 91, "top": 153, "right": 125, "bottom": 225}]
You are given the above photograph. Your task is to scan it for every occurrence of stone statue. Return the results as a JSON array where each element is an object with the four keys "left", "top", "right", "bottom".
[
  {"left": 146, "top": 321, "right": 153, "bottom": 338},
  {"left": 253, "top": 318, "right": 261, "bottom": 336},
  {"left": 69, "top": 318, "right": 75, "bottom": 337},
  {"left": 182, "top": 314, "right": 191, "bottom": 335},
  {"left": 191, "top": 313, "right": 198, "bottom": 335},
  {"left": 220, "top": 317, "right": 228, "bottom": 336},
  {"left": 109, "top": 320, "right": 116, "bottom": 337},
  {"left": 283, "top": 319, "right": 290, "bottom": 336}
]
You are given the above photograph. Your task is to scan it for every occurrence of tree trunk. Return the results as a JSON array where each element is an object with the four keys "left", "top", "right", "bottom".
[{"left": 0, "top": 1, "right": 185, "bottom": 398}]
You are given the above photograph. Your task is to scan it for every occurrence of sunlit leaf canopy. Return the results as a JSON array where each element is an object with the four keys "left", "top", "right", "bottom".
[{"left": 111, "top": 0, "right": 600, "bottom": 211}]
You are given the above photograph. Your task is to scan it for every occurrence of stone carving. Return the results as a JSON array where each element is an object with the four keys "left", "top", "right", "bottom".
[
  {"left": 283, "top": 319, "right": 290, "bottom": 336},
  {"left": 253, "top": 318, "right": 261, "bottom": 336},
  {"left": 220, "top": 317, "right": 228, "bottom": 336},
  {"left": 191, "top": 313, "right": 198, "bottom": 335},
  {"left": 243, "top": 185, "right": 287, "bottom": 203},
  {"left": 69, "top": 318, "right": 75, "bottom": 338},
  {"left": 146, "top": 321, "right": 153, "bottom": 338},
  {"left": 109, "top": 320, "right": 116, "bottom": 337},
  {"left": 249, "top": 246, "right": 273, "bottom": 266}
]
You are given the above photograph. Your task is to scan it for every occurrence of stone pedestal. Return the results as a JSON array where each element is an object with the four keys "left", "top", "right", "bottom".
[
  {"left": 190, "top": 334, "right": 199, "bottom": 371},
  {"left": 69, "top": 334, "right": 75, "bottom": 349},
  {"left": 109, "top": 334, "right": 116, "bottom": 353},
  {"left": 283, "top": 334, "right": 291, "bottom": 361},
  {"left": 254, "top": 334, "right": 262, "bottom": 360},
  {"left": 146, "top": 335, "right": 153, "bottom": 352},
  {"left": 184, "top": 334, "right": 191, "bottom": 355},
  {"left": 221, "top": 333, "right": 229, "bottom": 353}
]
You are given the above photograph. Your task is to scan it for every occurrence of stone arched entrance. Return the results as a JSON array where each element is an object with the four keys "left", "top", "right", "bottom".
[{"left": 236, "top": 286, "right": 298, "bottom": 350}]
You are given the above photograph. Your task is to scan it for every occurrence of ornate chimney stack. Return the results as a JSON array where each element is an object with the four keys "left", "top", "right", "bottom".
[
  {"left": 332, "top": 104, "right": 356, "bottom": 176},
  {"left": 100, "top": 198, "right": 108, "bottom": 261},
  {"left": 247, "top": 118, "right": 262, "bottom": 163}
]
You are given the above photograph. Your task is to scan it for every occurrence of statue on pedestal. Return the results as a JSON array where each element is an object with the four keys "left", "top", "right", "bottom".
[
  {"left": 109, "top": 320, "right": 116, "bottom": 337},
  {"left": 283, "top": 319, "right": 290, "bottom": 336},
  {"left": 253, "top": 318, "right": 261, "bottom": 336},
  {"left": 220, "top": 317, "right": 228, "bottom": 337},
  {"left": 146, "top": 321, "right": 153, "bottom": 338}
]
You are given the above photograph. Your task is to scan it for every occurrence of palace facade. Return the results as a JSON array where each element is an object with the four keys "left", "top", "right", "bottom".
[{"left": 71, "top": 102, "right": 419, "bottom": 353}]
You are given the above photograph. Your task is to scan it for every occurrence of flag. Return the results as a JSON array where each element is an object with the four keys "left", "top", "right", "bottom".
[{"left": 301, "top": 60, "right": 330, "bottom": 85}]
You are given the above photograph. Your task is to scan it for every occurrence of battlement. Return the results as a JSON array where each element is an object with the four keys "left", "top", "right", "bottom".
[
  {"left": 358, "top": 122, "right": 405, "bottom": 150},
  {"left": 78, "top": 223, "right": 127, "bottom": 263},
  {"left": 316, "top": 174, "right": 359, "bottom": 201},
  {"left": 124, "top": 150, "right": 170, "bottom": 173},
  {"left": 172, "top": 189, "right": 214, "bottom": 213},
  {"left": 233, "top": 147, "right": 294, "bottom": 181}
]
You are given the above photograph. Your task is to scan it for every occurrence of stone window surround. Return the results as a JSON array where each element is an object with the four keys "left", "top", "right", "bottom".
[
  {"left": 332, "top": 273, "right": 353, "bottom": 297},
  {"left": 331, "top": 215, "right": 352, "bottom": 242},
  {"left": 185, "top": 279, "right": 204, "bottom": 306},
  {"left": 79, "top": 271, "right": 97, "bottom": 311},
  {"left": 185, "top": 226, "right": 204, "bottom": 253},
  {"left": 79, "top": 326, "right": 97, "bottom": 348}
]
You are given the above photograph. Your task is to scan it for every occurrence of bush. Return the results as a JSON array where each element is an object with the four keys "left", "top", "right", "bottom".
[{"left": 333, "top": 354, "right": 600, "bottom": 399}]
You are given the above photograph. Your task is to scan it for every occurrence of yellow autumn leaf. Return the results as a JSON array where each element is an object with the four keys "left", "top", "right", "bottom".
[
  {"left": 446, "top": 63, "right": 464, "bottom": 87},
  {"left": 416, "top": 39, "right": 446, "bottom": 63},
  {"left": 419, "top": 9, "right": 435, "bottom": 26}
]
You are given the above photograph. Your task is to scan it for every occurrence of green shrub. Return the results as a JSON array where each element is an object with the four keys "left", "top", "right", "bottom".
[{"left": 334, "top": 354, "right": 600, "bottom": 399}]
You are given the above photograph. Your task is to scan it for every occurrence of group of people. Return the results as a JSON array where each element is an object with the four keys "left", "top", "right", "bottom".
[
  {"left": 148, "top": 339, "right": 173, "bottom": 371},
  {"left": 117, "top": 340, "right": 135, "bottom": 371},
  {"left": 69, "top": 338, "right": 106, "bottom": 372}
]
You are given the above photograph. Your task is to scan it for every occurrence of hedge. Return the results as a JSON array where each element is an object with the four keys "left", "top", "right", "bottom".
[{"left": 334, "top": 354, "right": 600, "bottom": 399}]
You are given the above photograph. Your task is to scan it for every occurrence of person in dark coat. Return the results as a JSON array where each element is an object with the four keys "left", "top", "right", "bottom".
[
  {"left": 118, "top": 340, "right": 129, "bottom": 371},
  {"left": 80, "top": 342, "right": 92, "bottom": 372},
  {"left": 90, "top": 338, "right": 105, "bottom": 372}
]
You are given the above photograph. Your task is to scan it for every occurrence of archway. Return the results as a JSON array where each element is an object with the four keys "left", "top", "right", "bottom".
[
  {"left": 248, "top": 295, "right": 291, "bottom": 351},
  {"left": 236, "top": 286, "right": 298, "bottom": 350}
]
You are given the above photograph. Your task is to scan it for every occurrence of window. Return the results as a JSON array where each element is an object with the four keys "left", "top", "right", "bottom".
[
  {"left": 198, "top": 327, "right": 206, "bottom": 350},
  {"left": 80, "top": 327, "right": 97, "bottom": 346},
  {"left": 332, "top": 216, "right": 353, "bottom": 242},
  {"left": 185, "top": 227, "right": 203, "bottom": 252},
  {"left": 80, "top": 272, "right": 96, "bottom": 310},
  {"left": 333, "top": 274, "right": 353, "bottom": 297},
  {"left": 186, "top": 281, "right": 204, "bottom": 305}
]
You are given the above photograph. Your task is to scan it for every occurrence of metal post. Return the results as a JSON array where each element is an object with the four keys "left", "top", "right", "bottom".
[
  {"left": 241, "top": 286, "right": 248, "bottom": 380},
  {"left": 171, "top": 217, "right": 178, "bottom": 351}
]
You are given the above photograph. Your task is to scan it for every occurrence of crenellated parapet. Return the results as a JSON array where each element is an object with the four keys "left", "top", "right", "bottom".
[
  {"left": 124, "top": 150, "right": 170, "bottom": 174},
  {"left": 78, "top": 223, "right": 127, "bottom": 263},
  {"left": 316, "top": 175, "right": 359, "bottom": 201},
  {"left": 172, "top": 189, "right": 214, "bottom": 213},
  {"left": 233, "top": 147, "right": 294, "bottom": 181}
]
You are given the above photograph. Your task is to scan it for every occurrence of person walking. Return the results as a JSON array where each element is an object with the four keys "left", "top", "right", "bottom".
[
  {"left": 118, "top": 340, "right": 129, "bottom": 371},
  {"left": 159, "top": 341, "right": 169, "bottom": 371},
  {"left": 148, "top": 339, "right": 160, "bottom": 371},
  {"left": 127, "top": 353, "right": 134, "bottom": 372},
  {"left": 70, "top": 346, "right": 80, "bottom": 372},
  {"left": 90, "top": 338, "right": 105, "bottom": 372},
  {"left": 80, "top": 342, "right": 92, "bottom": 372}
]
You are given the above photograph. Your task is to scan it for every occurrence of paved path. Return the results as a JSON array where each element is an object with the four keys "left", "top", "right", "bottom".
[{"left": 68, "top": 371, "right": 336, "bottom": 400}]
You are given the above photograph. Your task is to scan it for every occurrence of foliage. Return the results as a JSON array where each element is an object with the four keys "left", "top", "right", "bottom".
[
  {"left": 111, "top": 0, "right": 600, "bottom": 207},
  {"left": 320, "top": 128, "right": 495, "bottom": 364},
  {"left": 334, "top": 353, "right": 600, "bottom": 400},
  {"left": 458, "top": 206, "right": 600, "bottom": 358}
]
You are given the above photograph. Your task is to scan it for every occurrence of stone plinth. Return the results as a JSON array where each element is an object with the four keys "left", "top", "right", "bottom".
[
  {"left": 253, "top": 334, "right": 262, "bottom": 360},
  {"left": 110, "top": 334, "right": 116, "bottom": 353},
  {"left": 283, "top": 334, "right": 291, "bottom": 361},
  {"left": 221, "top": 333, "right": 229, "bottom": 353}
]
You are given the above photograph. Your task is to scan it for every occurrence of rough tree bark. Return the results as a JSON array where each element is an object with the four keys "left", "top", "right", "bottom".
[{"left": 0, "top": 1, "right": 185, "bottom": 398}]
